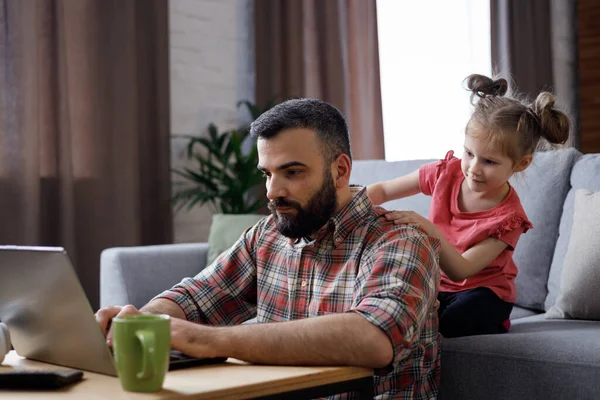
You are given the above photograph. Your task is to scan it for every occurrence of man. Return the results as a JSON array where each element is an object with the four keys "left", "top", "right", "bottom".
[{"left": 96, "top": 98, "right": 441, "bottom": 399}]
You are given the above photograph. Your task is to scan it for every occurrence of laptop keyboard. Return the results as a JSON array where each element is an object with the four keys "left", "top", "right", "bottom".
[
  {"left": 167, "top": 350, "right": 227, "bottom": 370},
  {"left": 109, "top": 347, "right": 226, "bottom": 371}
]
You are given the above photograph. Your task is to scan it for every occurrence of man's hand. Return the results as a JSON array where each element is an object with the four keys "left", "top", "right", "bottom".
[
  {"left": 169, "top": 318, "right": 220, "bottom": 359},
  {"left": 95, "top": 304, "right": 142, "bottom": 346},
  {"left": 385, "top": 210, "right": 441, "bottom": 238}
]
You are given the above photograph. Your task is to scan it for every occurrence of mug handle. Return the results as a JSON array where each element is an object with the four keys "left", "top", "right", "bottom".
[{"left": 135, "top": 330, "right": 156, "bottom": 380}]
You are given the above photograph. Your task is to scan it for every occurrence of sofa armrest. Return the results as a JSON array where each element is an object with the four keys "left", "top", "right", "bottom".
[{"left": 100, "top": 243, "right": 209, "bottom": 309}]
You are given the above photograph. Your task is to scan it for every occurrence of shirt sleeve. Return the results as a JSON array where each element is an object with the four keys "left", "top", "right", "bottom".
[
  {"left": 419, "top": 150, "right": 455, "bottom": 196},
  {"left": 151, "top": 223, "right": 262, "bottom": 325},
  {"left": 489, "top": 214, "right": 533, "bottom": 250},
  {"left": 349, "top": 224, "right": 441, "bottom": 371}
]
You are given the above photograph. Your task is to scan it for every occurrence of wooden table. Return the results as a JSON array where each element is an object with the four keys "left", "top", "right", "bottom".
[{"left": 1, "top": 351, "right": 374, "bottom": 399}]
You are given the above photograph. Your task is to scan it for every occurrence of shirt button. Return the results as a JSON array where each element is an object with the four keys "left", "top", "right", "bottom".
[{"left": 301, "top": 280, "right": 307, "bottom": 287}]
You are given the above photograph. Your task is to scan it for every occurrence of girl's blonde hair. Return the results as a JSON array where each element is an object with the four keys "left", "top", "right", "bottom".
[{"left": 465, "top": 74, "right": 571, "bottom": 163}]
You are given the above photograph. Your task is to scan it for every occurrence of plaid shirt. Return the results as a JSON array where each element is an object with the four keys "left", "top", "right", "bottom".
[{"left": 156, "top": 187, "right": 441, "bottom": 399}]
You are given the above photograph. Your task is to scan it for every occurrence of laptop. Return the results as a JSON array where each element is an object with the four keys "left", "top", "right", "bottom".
[{"left": 0, "top": 246, "right": 225, "bottom": 376}]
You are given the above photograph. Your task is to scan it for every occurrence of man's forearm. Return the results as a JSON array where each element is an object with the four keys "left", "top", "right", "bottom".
[
  {"left": 208, "top": 313, "right": 393, "bottom": 368},
  {"left": 141, "top": 298, "right": 187, "bottom": 320}
]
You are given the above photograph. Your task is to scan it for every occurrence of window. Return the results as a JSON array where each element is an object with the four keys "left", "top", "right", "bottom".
[{"left": 377, "top": 0, "right": 491, "bottom": 161}]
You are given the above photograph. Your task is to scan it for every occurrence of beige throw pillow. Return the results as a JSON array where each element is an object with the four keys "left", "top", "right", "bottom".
[{"left": 546, "top": 189, "right": 600, "bottom": 320}]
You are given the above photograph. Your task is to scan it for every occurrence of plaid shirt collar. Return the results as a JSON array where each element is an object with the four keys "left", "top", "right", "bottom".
[{"left": 298, "top": 185, "right": 370, "bottom": 248}]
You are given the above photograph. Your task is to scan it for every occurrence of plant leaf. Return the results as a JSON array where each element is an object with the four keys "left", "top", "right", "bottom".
[{"left": 172, "top": 100, "right": 274, "bottom": 214}]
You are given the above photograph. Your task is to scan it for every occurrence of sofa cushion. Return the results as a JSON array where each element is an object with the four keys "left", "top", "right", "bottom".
[
  {"left": 440, "top": 315, "right": 600, "bottom": 400},
  {"left": 545, "top": 152, "right": 600, "bottom": 311},
  {"left": 510, "top": 305, "right": 540, "bottom": 320},
  {"left": 509, "top": 148, "right": 579, "bottom": 311},
  {"left": 100, "top": 243, "right": 210, "bottom": 308},
  {"left": 350, "top": 159, "right": 434, "bottom": 217},
  {"left": 546, "top": 189, "right": 600, "bottom": 320}
]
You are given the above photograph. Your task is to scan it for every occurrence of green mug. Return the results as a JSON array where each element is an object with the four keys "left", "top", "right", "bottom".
[{"left": 112, "top": 314, "right": 171, "bottom": 392}]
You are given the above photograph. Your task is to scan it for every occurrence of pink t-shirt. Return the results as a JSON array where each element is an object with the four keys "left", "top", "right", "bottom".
[{"left": 419, "top": 151, "right": 532, "bottom": 303}]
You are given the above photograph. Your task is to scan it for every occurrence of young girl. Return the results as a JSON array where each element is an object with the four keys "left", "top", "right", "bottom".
[{"left": 367, "top": 74, "right": 571, "bottom": 338}]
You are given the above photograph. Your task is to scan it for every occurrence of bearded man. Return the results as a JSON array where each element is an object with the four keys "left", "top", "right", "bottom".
[{"left": 96, "top": 98, "right": 441, "bottom": 399}]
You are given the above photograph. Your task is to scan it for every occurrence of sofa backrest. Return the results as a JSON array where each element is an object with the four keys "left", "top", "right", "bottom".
[
  {"left": 350, "top": 159, "right": 434, "bottom": 217},
  {"left": 350, "top": 148, "right": 581, "bottom": 312}
]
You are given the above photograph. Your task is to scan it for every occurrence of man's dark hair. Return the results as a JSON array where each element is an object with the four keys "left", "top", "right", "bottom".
[{"left": 250, "top": 98, "right": 352, "bottom": 163}]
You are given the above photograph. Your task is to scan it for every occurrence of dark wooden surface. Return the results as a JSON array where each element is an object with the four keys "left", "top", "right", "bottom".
[{"left": 578, "top": 0, "right": 600, "bottom": 153}]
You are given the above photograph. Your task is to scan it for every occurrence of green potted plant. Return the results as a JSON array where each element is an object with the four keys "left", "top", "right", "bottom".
[{"left": 172, "top": 100, "right": 274, "bottom": 264}]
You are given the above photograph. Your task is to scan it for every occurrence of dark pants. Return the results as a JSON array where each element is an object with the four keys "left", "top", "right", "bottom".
[{"left": 438, "top": 287, "right": 513, "bottom": 338}]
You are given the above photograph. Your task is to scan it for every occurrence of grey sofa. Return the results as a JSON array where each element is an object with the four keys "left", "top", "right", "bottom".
[{"left": 101, "top": 148, "right": 600, "bottom": 399}]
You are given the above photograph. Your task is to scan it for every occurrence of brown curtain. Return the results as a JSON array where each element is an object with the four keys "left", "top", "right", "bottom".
[
  {"left": 0, "top": 0, "right": 173, "bottom": 309},
  {"left": 254, "top": 0, "right": 385, "bottom": 160},
  {"left": 491, "top": 0, "right": 579, "bottom": 146}
]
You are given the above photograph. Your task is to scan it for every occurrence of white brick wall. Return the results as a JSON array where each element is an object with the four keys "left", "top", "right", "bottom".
[{"left": 169, "top": 0, "right": 255, "bottom": 243}]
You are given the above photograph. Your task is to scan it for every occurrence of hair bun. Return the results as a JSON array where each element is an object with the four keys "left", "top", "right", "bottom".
[
  {"left": 531, "top": 92, "right": 570, "bottom": 145},
  {"left": 466, "top": 74, "right": 508, "bottom": 102}
]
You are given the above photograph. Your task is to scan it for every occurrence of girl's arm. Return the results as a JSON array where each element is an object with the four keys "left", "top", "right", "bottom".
[
  {"left": 385, "top": 211, "right": 509, "bottom": 281},
  {"left": 436, "top": 236, "right": 508, "bottom": 281},
  {"left": 366, "top": 169, "right": 421, "bottom": 205}
]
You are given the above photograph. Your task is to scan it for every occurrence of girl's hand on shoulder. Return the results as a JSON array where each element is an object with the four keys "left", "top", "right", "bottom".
[{"left": 385, "top": 210, "right": 440, "bottom": 238}]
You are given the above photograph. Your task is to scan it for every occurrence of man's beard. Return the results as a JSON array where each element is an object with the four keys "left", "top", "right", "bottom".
[{"left": 268, "top": 170, "right": 337, "bottom": 239}]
